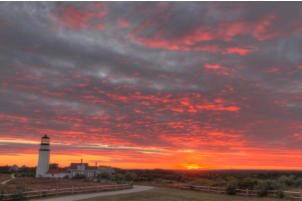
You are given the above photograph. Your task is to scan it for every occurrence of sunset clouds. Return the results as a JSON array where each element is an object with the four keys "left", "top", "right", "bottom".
[{"left": 0, "top": 2, "right": 302, "bottom": 169}]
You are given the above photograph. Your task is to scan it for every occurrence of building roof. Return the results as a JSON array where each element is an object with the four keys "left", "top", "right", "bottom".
[
  {"left": 69, "top": 163, "right": 98, "bottom": 170},
  {"left": 86, "top": 166, "right": 97, "bottom": 170},
  {"left": 70, "top": 163, "right": 88, "bottom": 169},
  {"left": 42, "top": 135, "right": 49, "bottom": 139}
]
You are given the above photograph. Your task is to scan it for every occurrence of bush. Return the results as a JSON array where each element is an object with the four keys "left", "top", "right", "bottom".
[
  {"left": 41, "top": 191, "right": 48, "bottom": 197},
  {"left": 237, "top": 177, "right": 258, "bottom": 189},
  {"left": 15, "top": 167, "right": 35, "bottom": 177},
  {"left": 113, "top": 173, "right": 126, "bottom": 183},
  {"left": 278, "top": 175, "right": 295, "bottom": 186},
  {"left": 134, "top": 175, "right": 151, "bottom": 182},
  {"left": 276, "top": 190, "right": 284, "bottom": 198},
  {"left": 11, "top": 192, "right": 24, "bottom": 201},
  {"left": 11, "top": 184, "right": 25, "bottom": 201},
  {"left": 256, "top": 186, "right": 267, "bottom": 197},
  {"left": 63, "top": 175, "right": 69, "bottom": 179},
  {"left": 71, "top": 174, "right": 86, "bottom": 180},
  {"left": 189, "top": 178, "right": 226, "bottom": 187},
  {"left": 0, "top": 166, "right": 10, "bottom": 174},
  {"left": 125, "top": 172, "right": 137, "bottom": 181},
  {"left": 0, "top": 190, "right": 4, "bottom": 201},
  {"left": 256, "top": 180, "right": 280, "bottom": 197},
  {"left": 153, "top": 178, "right": 174, "bottom": 184},
  {"left": 97, "top": 172, "right": 112, "bottom": 181},
  {"left": 226, "top": 180, "right": 237, "bottom": 195}
]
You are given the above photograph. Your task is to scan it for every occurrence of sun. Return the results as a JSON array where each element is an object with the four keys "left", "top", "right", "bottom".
[{"left": 183, "top": 163, "right": 202, "bottom": 170}]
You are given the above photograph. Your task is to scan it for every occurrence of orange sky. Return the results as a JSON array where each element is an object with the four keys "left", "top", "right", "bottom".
[{"left": 2, "top": 138, "right": 302, "bottom": 170}]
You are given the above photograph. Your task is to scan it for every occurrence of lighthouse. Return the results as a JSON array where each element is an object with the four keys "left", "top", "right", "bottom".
[{"left": 36, "top": 135, "right": 50, "bottom": 178}]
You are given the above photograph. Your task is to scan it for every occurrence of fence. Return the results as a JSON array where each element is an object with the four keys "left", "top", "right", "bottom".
[
  {"left": 1, "top": 183, "right": 133, "bottom": 201},
  {"left": 182, "top": 185, "right": 302, "bottom": 200}
]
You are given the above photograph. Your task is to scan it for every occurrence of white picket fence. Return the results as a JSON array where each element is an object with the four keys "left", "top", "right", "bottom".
[
  {"left": 183, "top": 184, "right": 302, "bottom": 199},
  {"left": 1, "top": 183, "right": 132, "bottom": 201}
]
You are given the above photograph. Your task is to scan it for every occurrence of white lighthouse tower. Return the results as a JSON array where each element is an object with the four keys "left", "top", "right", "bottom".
[{"left": 36, "top": 135, "right": 50, "bottom": 178}]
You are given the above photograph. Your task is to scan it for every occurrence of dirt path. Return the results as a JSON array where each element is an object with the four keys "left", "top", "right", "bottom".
[
  {"left": 31, "top": 185, "right": 153, "bottom": 201},
  {"left": 1, "top": 173, "right": 15, "bottom": 185}
]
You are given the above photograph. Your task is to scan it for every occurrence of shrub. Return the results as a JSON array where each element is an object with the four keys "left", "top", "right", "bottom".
[
  {"left": 294, "top": 177, "right": 302, "bottom": 186},
  {"left": 134, "top": 175, "right": 151, "bottom": 182},
  {"left": 226, "top": 180, "right": 238, "bottom": 195},
  {"left": 15, "top": 167, "right": 35, "bottom": 177},
  {"left": 113, "top": 173, "right": 126, "bottom": 183},
  {"left": 155, "top": 178, "right": 175, "bottom": 184},
  {"left": 11, "top": 192, "right": 24, "bottom": 201},
  {"left": 256, "top": 180, "right": 280, "bottom": 197},
  {"left": 0, "top": 166, "right": 10, "bottom": 174},
  {"left": 278, "top": 175, "right": 295, "bottom": 186},
  {"left": 0, "top": 190, "right": 4, "bottom": 201},
  {"left": 71, "top": 174, "right": 86, "bottom": 180},
  {"left": 11, "top": 184, "right": 25, "bottom": 201},
  {"left": 256, "top": 186, "right": 268, "bottom": 197},
  {"left": 63, "top": 175, "right": 69, "bottom": 179},
  {"left": 97, "top": 172, "right": 112, "bottom": 181},
  {"left": 237, "top": 177, "right": 258, "bottom": 189},
  {"left": 276, "top": 190, "right": 284, "bottom": 198},
  {"left": 188, "top": 178, "right": 226, "bottom": 187},
  {"left": 125, "top": 172, "right": 137, "bottom": 181},
  {"left": 39, "top": 191, "right": 48, "bottom": 197}
]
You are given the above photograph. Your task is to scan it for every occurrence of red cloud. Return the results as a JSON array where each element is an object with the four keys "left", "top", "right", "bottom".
[
  {"left": 293, "top": 133, "right": 302, "bottom": 140},
  {"left": 225, "top": 46, "right": 259, "bottom": 55},
  {"left": 265, "top": 67, "right": 279, "bottom": 73},
  {"left": 204, "top": 64, "right": 222, "bottom": 69},
  {"left": 130, "top": 33, "right": 252, "bottom": 55},
  {"left": 54, "top": 6, "right": 94, "bottom": 30},
  {"left": 196, "top": 104, "right": 240, "bottom": 112},
  {"left": 129, "top": 35, "right": 182, "bottom": 51},
  {"left": 117, "top": 19, "right": 129, "bottom": 28},
  {"left": 252, "top": 14, "right": 276, "bottom": 40},
  {"left": 128, "top": 13, "right": 302, "bottom": 55},
  {"left": 207, "top": 132, "right": 241, "bottom": 138},
  {"left": 50, "top": 5, "right": 107, "bottom": 31},
  {"left": 129, "top": 28, "right": 259, "bottom": 54}
]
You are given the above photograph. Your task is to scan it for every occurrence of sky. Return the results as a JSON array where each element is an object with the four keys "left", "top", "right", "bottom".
[{"left": 0, "top": 2, "right": 302, "bottom": 170}]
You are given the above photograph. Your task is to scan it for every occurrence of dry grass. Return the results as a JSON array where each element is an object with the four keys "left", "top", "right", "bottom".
[
  {"left": 1, "top": 177, "right": 114, "bottom": 193},
  {"left": 80, "top": 187, "right": 286, "bottom": 201}
]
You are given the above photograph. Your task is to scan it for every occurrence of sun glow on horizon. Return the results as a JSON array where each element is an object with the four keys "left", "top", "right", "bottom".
[{"left": 183, "top": 163, "right": 203, "bottom": 170}]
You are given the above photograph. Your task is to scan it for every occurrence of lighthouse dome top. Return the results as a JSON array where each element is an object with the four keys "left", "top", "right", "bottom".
[{"left": 41, "top": 135, "right": 50, "bottom": 145}]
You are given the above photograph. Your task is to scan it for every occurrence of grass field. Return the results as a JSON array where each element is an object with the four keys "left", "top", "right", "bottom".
[{"left": 80, "top": 187, "right": 286, "bottom": 201}]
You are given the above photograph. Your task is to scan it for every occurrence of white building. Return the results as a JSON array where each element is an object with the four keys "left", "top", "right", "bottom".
[
  {"left": 69, "top": 163, "right": 114, "bottom": 179},
  {"left": 36, "top": 135, "right": 50, "bottom": 177},
  {"left": 70, "top": 163, "right": 97, "bottom": 178}
]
